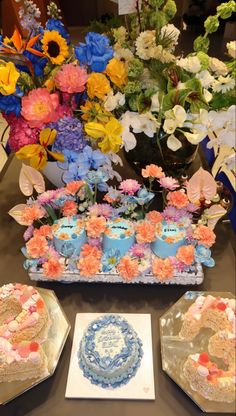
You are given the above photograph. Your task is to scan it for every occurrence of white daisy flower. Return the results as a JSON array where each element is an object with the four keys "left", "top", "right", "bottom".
[{"left": 212, "top": 76, "right": 235, "bottom": 93}]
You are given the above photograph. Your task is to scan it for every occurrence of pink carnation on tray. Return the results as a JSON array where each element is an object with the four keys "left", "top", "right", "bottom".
[
  {"left": 77, "top": 255, "right": 100, "bottom": 277},
  {"left": 55, "top": 63, "right": 88, "bottom": 94},
  {"left": 146, "top": 210, "right": 163, "bottom": 224},
  {"left": 80, "top": 243, "right": 102, "bottom": 260},
  {"left": 88, "top": 203, "right": 114, "bottom": 219},
  {"left": 42, "top": 257, "right": 64, "bottom": 279},
  {"left": 136, "top": 221, "right": 155, "bottom": 243},
  {"left": 119, "top": 179, "right": 141, "bottom": 195},
  {"left": 142, "top": 164, "right": 165, "bottom": 179},
  {"left": 193, "top": 225, "right": 216, "bottom": 248},
  {"left": 152, "top": 257, "right": 174, "bottom": 281},
  {"left": 86, "top": 216, "right": 106, "bottom": 238},
  {"left": 33, "top": 225, "right": 53, "bottom": 239},
  {"left": 176, "top": 245, "right": 195, "bottom": 265},
  {"left": 21, "top": 88, "right": 60, "bottom": 128},
  {"left": 21, "top": 204, "right": 46, "bottom": 226},
  {"left": 159, "top": 176, "right": 179, "bottom": 190},
  {"left": 167, "top": 190, "right": 189, "bottom": 209},
  {"left": 117, "top": 256, "right": 139, "bottom": 281},
  {"left": 65, "top": 180, "right": 85, "bottom": 195},
  {"left": 37, "top": 190, "right": 59, "bottom": 205},
  {"left": 26, "top": 235, "right": 49, "bottom": 259},
  {"left": 4, "top": 114, "right": 39, "bottom": 152},
  {"left": 129, "top": 243, "right": 149, "bottom": 259},
  {"left": 62, "top": 200, "right": 77, "bottom": 217}
]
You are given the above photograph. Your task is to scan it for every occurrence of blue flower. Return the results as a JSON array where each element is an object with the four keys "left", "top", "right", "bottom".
[
  {"left": 23, "top": 50, "right": 47, "bottom": 77},
  {"left": 57, "top": 149, "right": 80, "bottom": 170},
  {"left": 86, "top": 169, "right": 109, "bottom": 192},
  {"left": 0, "top": 94, "right": 21, "bottom": 116},
  {"left": 75, "top": 32, "right": 113, "bottom": 72},
  {"left": 128, "top": 188, "right": 155, "bottom": 206},
  {"left": 46, "top": 18, "right": 70, "bottom": 43},
  {"left": 194, "top": 245, "right": 215, "bottom": 267},
  {"left": 101, "top": 249, "right": 121, "bottom": 272},
  {"left": 50, "top": 116, "right": 86, "bottom": 153}
]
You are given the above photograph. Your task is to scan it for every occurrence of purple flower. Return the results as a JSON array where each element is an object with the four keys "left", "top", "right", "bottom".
[
  {"left": 37, "top": 190, "right": 58, "bottom": 205},
  {"left": 49, "top": 117, "right": 87, "bottom": 152},
  {"left": 129, "top": 244, "right": 149, "bottom": 258},
  {"left": 88, "top": 203, "right": 114, "bottom": 219},
  {"left": 23, "top": 225, "right": 34, "bottom": 241},
  {"left": 163, "top": 206, "right": 192, "bottom": 223}
]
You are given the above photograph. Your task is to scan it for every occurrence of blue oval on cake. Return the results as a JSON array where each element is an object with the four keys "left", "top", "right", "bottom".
[{"left": 52, "top": 216, "right": 87, "bottom": 257}]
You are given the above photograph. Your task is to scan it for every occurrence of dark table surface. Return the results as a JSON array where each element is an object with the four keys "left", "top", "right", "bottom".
[{"left": 0, "top": 157, "right": 235, "bottom": 416}]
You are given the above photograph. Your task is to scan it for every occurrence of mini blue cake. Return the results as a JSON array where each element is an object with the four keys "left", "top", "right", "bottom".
[
  {"left": 103, "top": 219, "right": 135, "bottom": 257},
  {"left": 52, "top": 216, "right": 87, "bottom": 257},
  {"left": 151, "top": 221, "right": 186, "bottom": 258},
  {"left": 78, "top": 315, "right": 143, "bottom": 389}
]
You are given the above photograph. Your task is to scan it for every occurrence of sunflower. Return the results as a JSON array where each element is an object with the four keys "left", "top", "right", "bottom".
[{"left": 41, "top": 30, "right": 69, "bottom": 65}]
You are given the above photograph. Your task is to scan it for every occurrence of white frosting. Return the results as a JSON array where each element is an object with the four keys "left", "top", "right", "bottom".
[
  {"left": 197, "top": 365, "right": 209, "bottom": 377},
  {"left": 94, "top": 324, "right": 125, "bottom": 359}
]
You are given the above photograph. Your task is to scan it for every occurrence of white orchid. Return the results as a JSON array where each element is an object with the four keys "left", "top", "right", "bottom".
[{"left": 163, "top": 105, "right": 187, "bottom": 134}]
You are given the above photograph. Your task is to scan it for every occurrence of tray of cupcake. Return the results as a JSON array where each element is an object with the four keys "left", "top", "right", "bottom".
[{"left": 9, "top": 165, "right": 224, "bottom": 285}]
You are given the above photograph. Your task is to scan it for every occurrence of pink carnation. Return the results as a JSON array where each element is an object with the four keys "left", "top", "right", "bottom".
[
  {"left": 21, "top": 88, "right": 60, "bottom": 128},
  {"left": 119, "top": 179, "right": 141, "bottom": 195},
  {"left": 4, "top": 114, "right": 39, "bottom": 152},
  {"left": 55, "top": 63, "right": 88, "bottom": 93},
  {"left": 159, "top": 176, "right": 179, "bottom": 190}
]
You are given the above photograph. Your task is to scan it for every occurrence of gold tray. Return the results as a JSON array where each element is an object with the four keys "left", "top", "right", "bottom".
[
  {"left": 160, "top": 291, "right": 236, "bottom": 413},
  {"left": 0, "top": 287, "right": 71, "bottom": 405}
]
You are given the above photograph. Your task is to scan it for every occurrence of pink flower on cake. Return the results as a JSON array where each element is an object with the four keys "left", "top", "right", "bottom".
[
  {"left": 86, "top": 216, "right": 106, "bottom": 238},
  {"left": 146, "top": 210, "right": 163, "bottom": 224},
  {"left": 167, "top": 190, "right": 189, "bottom": 209},
  {"left": 119, "top": 179, "right": 141, "bottom": 195},
  {"left": 152, "top": 257, "right": 174, "bottom": 281},
  {"left": 77, "top": 255, "right": 100, "bottom": 276},
  {"left": 55, "top": 63, "right": 88, "bottom": 93},
  {"left": 21, "top": 88, "right": 60, "bottom": 128},
  {"left": 193, "top": 225, "right": 216, "bottom": 248},
  {"left": 21, "top": 204, "right": 46, "bottom": 226},
  {"left": 136, "top": 221, "right": 155, "bottom": 243},
  {"left": 65, "top": 181, "right": 85, "bottom": 195},
  {"left": 142, "top": 164, "right": 165, "bottom": 179},
  {"left": 117, "top": 256, "right": 139, "bottom": 281},
  {"left": 4, "top": 114, "right": 39, "bottom": 152},
  {"left": 176, "top": 245, "right": 195, "bottom": 265},
  {"left": 26, "top": 236, "right": 49, "bottom": 258},
  {"left": 62, "top": 200, "right": 77, "bottom": 217},
  {"left": 42, "top": 257, "right": 64, "bottom": 279},
  {"left": 33, "top": 225, "right": 53, "bottom": 239},
  {"left": 159, "top": 176, "right": 179, "bottom": 190},
  {"left": 80, "top": 244, "right": 102, "bottom": 260}
]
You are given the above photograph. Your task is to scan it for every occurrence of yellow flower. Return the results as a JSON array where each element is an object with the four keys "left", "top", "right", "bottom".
[
  {"left": 41, "top": 30, "right": 69, "bottom": 65},
  {"left": 87, "top": 73, "right": 111, "bottom": 100},
  {"left": 80, "top": 101, "right": 112, "bottom": 123},
  {"left": 105, "top": 58, "right": 127, "bottom": 88},
  {"left": 0, "top": 60, "right": 20, "bottom": 95},
  {"left": 85, "top": 118, "right": 123, "bottom": 153},
  {"left": 16, "top": 128, "right": 64, "bottom": 170}
]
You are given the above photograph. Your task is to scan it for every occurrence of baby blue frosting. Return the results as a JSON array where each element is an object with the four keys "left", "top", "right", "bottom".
[
  {"left": 151, "top": 221, "right": 186, "bottom": 259},
  {"left": 78, "top": 315, "right": 143, "bottom": 389},
  {"left": 103, "top": 219, "right": 135, "bottom": 257},
  {"left": 53, "top": 216, "right": 87, "bottom": 257}
]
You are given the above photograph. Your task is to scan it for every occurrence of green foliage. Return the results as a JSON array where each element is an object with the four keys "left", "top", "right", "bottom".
[
  {"left": 137, "top": 92, "right": 152, "bottom": 113},
  {"left": 124, "top": 81, "right": 142, "bottom": 94},
  {"left": 128, "top": 59, "right": 144, "bottom": 79},
  {"left": 128, "top": 95, "right": 139, "bottom": 111},
  {"left": 18, "top": 72, "right": 35, "bottom": 93},
  {"left": 149, "top": 60, "right": 168, "bottom": 91},
  {"left": 210, "top": 91, "right": 236, "bottom": 110},
  {"left": 197, "top": 52, "right": 210, "bottom": 70},
  {"left": 217, "top": 1, "right": 236, "bottom": 19},
  {"left": 163, "top": 0, "right": 177, "bottom": 21},
  {"left": 204, "top": 15, "right": 220, "bottom": 34},
  {"left": 194, "top": 36, "right": 210, "bottom": 54}
]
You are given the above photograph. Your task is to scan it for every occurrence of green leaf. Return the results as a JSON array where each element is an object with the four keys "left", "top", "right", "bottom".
[
  {"left": 210, "top": 92, "right": 236, "bottom": 110},
  {"left": 44, "top": 204, "right": 58, "bottom": 222}
]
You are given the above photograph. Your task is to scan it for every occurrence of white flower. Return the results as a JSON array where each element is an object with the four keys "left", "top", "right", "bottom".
[
  {"left": 226, "top": 41, "right": 236, "bottom": 59},
  {"left": 209, "top": 58, "right": 228, "bottom": 76},
  {"left": 150, "top": 92, "right": 160, "bottom": 112},
  {"left": 212, "top": 76, "right": 235, "bottom": 93},
  {"left": 163, "top": 118, "right": 177, "bottom": 134},
  {"left": 152, "top": 46, "right": 175, "bottom": 63},
  {"left": 104, "top": 92, "right": 125, "bottom": 112},
  {"left": 208, "top": 106, "right": 236, "bottom": 148},
  {"left": 131, "top": 112, "right": 158, "bottom": 137},
  {"left": 160, "top": 24, "right": 180, "bottom": 48},
  {"left": 114, "top": 46, "right": 134, "bottom": 62},
  {"left": 203, "top": 88, "right": 213, "bottom": 103},
  {"left": 224, "top": 153, "right": 236, "bottom": 171},
  {"left": 135, "top": 31, "right": 156, "bottom": 60},
  {"left": 167, "top": 134, "right": 182, "bottom": 151},
  {"left": 196, "top": 70, "right": 215, "bottom": 88},
  {"left": 183, "top": 130, "right": 206, "bottom": 145},
  {"left": 164, "top": 105, "right": 187, "bottom": 134},
  {"left": 177, "top": 56, "right": 201, "bottom": 73}
]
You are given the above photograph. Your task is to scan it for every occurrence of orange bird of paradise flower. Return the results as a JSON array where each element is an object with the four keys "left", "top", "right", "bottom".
[{"left": 0, "top": 27, "right": 44, "bottom": 57}]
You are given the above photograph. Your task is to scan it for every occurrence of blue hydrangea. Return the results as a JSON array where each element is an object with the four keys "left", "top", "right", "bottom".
[
  {"left": 49, "top": 117, "right": 87, "bottom": 153},
  {"left": 75, "top": 32, "right": 113, "bottom": 72},
  {"left": 46, "top": 18, "right": 70, "bottom": 43},
  {"left": 127, "top": 188, "right": 155, "bottom": 206},
  {"left": 194, "top": 245, "right": 215, "bottom": 267}
]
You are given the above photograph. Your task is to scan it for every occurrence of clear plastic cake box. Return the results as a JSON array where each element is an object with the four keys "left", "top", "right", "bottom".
[{"left": 29, "top": 262, "right": 204, "bottom": 285}]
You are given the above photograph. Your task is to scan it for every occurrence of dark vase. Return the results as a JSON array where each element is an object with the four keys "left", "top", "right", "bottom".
[{"left": 124, "top": 131, "right": 199, "bottom": 177}]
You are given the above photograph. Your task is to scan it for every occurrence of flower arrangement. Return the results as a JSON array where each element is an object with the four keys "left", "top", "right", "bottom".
[{"left": 9, "top": 163, "right": 221, "bottom": 282}]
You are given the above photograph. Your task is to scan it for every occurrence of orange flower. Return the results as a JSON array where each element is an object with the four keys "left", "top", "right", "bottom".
[
  {"left": 62, "top": 200, "right": 77, "bottom": 217},
  {"left": 80, "top": 244, "right": 102, "bottom": 260},
  {"left": 26, "top": 236, "right": 49, "bottom": 258},
  {"left": 167, "top": 190, "right": 189, "bottom": 209},
  {"left": 21, "top": 204, "right": 46, "bottom": 226},
  {"left": 152, "top": 257, "right": 174, "bottom": 281},
  {"left": 193, "top": 225, "right": 216, "bottom": 248},
  {"left": 146, "top": 210, "right": 163, "bottom": 224},
  {"left": 33, "top": 225, "right": 53, "bottom": 239},
  {"left": 77, "top": 255, "right": 100, "bottom": 276},
  {"left": 142, "top": 164, "right": 165, "bottom": 179},
  {"left": 117, "top": 256, "right": 139, "bottom": 281},
  {"left": 86, "top": 216, "right": 106, "bottom": 238},
  {"left": 176, "top": 245, "right": 195, "bottom": 265},
  {"left": 65, "top": 181, "right": 85, "bottom": 195},
  {"left": 42, "top": 258, "right": 64, "bottom": 279},
  {"left": 136, "top": 221, "right": 155, "bottom": 243}
]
